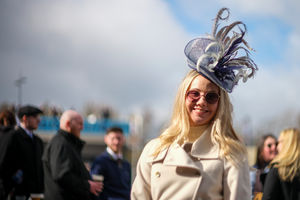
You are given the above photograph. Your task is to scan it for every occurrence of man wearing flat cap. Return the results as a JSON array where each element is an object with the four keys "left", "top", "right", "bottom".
[{"left": 0, "top": 105, "right": 44, "bottom": 199}]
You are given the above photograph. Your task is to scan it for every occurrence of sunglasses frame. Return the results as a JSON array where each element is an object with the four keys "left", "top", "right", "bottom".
[{"left": 186, "top": 90, "right": 220, "bottom": 104}]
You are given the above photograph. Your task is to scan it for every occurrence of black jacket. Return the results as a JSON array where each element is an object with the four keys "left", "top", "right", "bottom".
[
  {"left": 42, "top": 129, "right": 92, "bottom": 200},
  {"left": 0, "top": 126, "right": 44, "bottom": 197},
  {"left": 14, "top": 127, "right": 44, "bottom": 195},
  {"left": 0, "top": 125, "right": 16, "bottom": 198},
  {"left": 262, "top": 167, "right": 300, "bottom": 200}
]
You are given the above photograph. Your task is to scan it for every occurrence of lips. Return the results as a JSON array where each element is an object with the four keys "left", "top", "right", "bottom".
[{"left": 193, "top": 106, "right": 209, "bottom": 114}]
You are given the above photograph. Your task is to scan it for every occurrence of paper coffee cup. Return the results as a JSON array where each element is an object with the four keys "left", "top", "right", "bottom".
[
  {"left": 30, "top": 193, "right": 44, "bottom": 200},
  {"left": 92, "top": 174, "right": 104, "bottom": 182}
]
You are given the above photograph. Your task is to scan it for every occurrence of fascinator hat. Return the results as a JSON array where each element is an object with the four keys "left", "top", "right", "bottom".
[{"left": 184, "top": 8, "right": 258, "bottom": 93}]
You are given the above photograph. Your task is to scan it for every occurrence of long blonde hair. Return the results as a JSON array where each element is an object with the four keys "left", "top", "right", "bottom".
[
  {"left": 271, "top": 128, "right": 300, "bottom": 181},
  {"left": 153, "top": 70, "right": 246, "bottom": 166}
]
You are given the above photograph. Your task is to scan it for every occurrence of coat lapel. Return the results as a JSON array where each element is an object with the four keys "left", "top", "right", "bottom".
[
  {"left": 163, "top": 144, "right": 201, "bottom": 171},
  {"left": 146, "top": 126, "right": 219, "bottom": 171},
  {"left": 190, "top": 126, "right": 219, "bottom": 159}
]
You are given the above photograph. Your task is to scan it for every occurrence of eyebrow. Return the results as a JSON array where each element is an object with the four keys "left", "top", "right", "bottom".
[{"left": 189, "top": 87, "right": 219, "bottom": 93}]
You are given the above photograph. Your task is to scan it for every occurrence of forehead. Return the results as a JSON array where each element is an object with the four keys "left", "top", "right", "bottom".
[
  {"left": 72, "top": 115, "right": 83, "bottom": 123},
  {"left": 26, "top": 115, "right": 39, "bottom": 119},
  {"left": 107, "top": 131, "right": 123, "bottom": 137},
  {"left": 264, "top": 137, "right": 276, "bottom": 144},
  {"left": 189, "top": 75, "right": 219, "bottom": 92}
]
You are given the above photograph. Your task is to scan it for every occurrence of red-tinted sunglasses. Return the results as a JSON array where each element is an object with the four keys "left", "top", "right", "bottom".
[{"left": 186, "top": 90, "right": 220, "bottom": 104}]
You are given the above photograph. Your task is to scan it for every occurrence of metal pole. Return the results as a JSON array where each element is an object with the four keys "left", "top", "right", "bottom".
[{"left": 14, "top": 75, "right": 26, "bottom": 107}]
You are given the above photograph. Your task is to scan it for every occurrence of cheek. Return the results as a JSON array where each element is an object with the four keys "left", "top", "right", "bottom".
[
  {"left": 185, "top": 99, "right": 193, "bottom": 113},
  {"left": 210, "top": 104, "right": 218, "bottom": 115},
  {"left": 262, "top": 148, "right": 270, "bottom": 157}
]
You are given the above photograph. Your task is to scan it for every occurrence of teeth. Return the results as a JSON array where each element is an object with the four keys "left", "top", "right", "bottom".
[
  {"left": 194, "top": 107, "right": 207, "bottom": 111},
  {"left": 194, "top": 109, "right": 207, "bottom": 112}
]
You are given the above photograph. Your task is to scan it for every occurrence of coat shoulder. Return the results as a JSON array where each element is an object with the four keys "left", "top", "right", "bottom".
[
  {"left": 142, "top": 138, "right": 160, "bottom": 156},
  {"left": 140, "top": 138, "right": 169, "bottom": 163}
]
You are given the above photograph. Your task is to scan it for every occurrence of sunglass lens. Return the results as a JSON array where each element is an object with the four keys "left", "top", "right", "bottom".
[
  {"left": 205, "top": 93, "right": 219, "bottom": 104},
  {"left": 187, "top": 91, "right": 200, "bottom": 100}
]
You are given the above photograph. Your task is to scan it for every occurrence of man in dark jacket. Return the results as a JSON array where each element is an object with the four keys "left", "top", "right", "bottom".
[
  {"left": 0, "top": 105, "right": 44, "bottom": 199},
  {"left": 91, "top": 127, "right": 131, "bottom": 200},
  {"left": 42, "top": 110, "right": 102, "bottom": 200}
]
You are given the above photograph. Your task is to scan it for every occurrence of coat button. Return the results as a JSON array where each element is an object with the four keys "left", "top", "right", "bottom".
[{"left": 155, "top": 171, "right": 161, "bottom": 178}]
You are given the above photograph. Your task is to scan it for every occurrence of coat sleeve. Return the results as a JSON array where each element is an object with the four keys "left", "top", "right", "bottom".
[
  {"left": 131, "top": 139, "right": 158, "bottom": 200},
  {"left": 48, "top": 141, "right": 90, "bottom": 198},
  {"left": 223, "top": 157, "right": 251, "bottom": 200},
  {"left": 262, "top": 168, "right": 281, "bottom": 200},
  {"left": 90, "top": 156, "right": 105, "bottom": 176}
]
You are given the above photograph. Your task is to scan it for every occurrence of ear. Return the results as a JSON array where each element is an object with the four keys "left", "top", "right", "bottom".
[
  {"left": 22, "top": 115, "right": 27, "bottom": 122},
  {"left": 65, "top": 120, "right": 71, "bottom": 131},
  {"left": 104, "top": 134, "right": 108, "bottom": 144}
]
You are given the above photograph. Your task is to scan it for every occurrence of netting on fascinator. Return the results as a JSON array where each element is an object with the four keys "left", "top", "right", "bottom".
[{"left": 184, "top": 7, "right": 258, "bottom": 93}]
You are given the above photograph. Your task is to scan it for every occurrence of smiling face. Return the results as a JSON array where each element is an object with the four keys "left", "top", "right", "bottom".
[
  {"left": 185, "top": 75, "right": 220, "bottom": 126},
  {"left": 104, "top": 131, "right": 124, "bottom": 154},
  {"left": 261, "top": 136, "right": 277, "bottom": 163}
]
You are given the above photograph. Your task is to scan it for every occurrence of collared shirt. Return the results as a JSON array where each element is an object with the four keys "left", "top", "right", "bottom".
[
  {"left": 20, "top": 124, "right": 33, "bottom": 139},
  {"left": 106, "top": 147, "right": 123, "bottom": 160}
]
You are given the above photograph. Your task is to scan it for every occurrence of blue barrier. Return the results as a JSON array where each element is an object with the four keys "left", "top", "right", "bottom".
[{"left": 38, "top": 116, "right": 130, "bottom": 135}]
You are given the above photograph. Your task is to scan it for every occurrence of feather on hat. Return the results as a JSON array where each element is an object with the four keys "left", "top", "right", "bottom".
[{"left": 184, "top": 8, "right": 258, "bottom": 93}]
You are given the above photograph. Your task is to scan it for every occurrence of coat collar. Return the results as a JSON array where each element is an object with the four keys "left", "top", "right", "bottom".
[
  {"left": 190, "top": 126, "right": 219, "bottom": 159},
  {"left": 147, "top": 126, "right": 220, "bottom": 171},
  {"left": 16, "top": 126, "right": 34, "bottom": 140},
  {"left": 58, "top": 129, "right": 85, "bottom": 151}
]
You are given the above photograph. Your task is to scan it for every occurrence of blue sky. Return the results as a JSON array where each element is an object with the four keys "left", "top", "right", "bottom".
[
  {"left": 166, "top": 0, "right": 293, "bottom": 65},
  {"left": 0, "top": 0, "right": 299, "bottom": 137}
]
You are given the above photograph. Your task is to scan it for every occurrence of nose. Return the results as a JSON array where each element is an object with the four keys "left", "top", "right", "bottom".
[{"left": 196, "top": 95, "right": 207, "bottom": 105}]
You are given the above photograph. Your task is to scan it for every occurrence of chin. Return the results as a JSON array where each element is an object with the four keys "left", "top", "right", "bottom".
[{"left": 192, "top": 118, "right": 209, "bottom": 126}]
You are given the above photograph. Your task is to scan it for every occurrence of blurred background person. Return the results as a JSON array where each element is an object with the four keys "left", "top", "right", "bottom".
[
  {"left": 43, "top": 110, "right": 103, "bottom": 200},
  {"left": 251, "top": 134, "right": 277, "bottom": 197},
  {"left": 262, "top": 128, "right": 300, "bottom": 200},
  {"left": 0, "top": 109, "right": 16, "bottom": 133},
  {"left": 91, "top": 127, "right": 131, "bottom": 200},
  {"left": 0, "top": 105, "right": 44, "bottom": 200},
  {"left": 0, "top": 109, "right": 17, "bottom": 199}
]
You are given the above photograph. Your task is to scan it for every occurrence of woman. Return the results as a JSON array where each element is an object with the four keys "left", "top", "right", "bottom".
[
  {"left": 131, "top": 8, "right": 257, "bottom": 200},
  {"left": 262, "top": 128, "right": 300, "bottom": 200},
  {"left": 251, "top": 134, "right": 277, "bottom": 195}
]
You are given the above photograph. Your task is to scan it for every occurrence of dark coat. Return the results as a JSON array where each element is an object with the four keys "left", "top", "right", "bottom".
[
  {"left": 13, "top": 127, "right": 44, "bottom": 195},
  {"left": 91, "top": 151, "right": 131, "bottom": 200},
  {"left": 42, "top": 129, "right": 92, "bottom": 200},
  {"left": 0, "top": 126, "right": 44, "bottom": 197},
  {"left": 262, "top": 167, "right": 300, "bottom": 200},
  {"left": 0, "top": 126, "right": 16, "bottom": 198}
]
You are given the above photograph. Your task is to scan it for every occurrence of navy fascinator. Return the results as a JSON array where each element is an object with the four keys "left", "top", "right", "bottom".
[{"left": 184, "top": 8, "right": 258, "bottom": 93}]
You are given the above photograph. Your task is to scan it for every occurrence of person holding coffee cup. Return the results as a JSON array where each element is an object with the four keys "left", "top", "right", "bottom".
[{"left": 91, "top": 127, "right": 131, "bottom": 200}]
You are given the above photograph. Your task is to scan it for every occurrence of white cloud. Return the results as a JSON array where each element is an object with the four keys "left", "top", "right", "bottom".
[
  {"left": 1, "top": 0, "right": 300, "bottom": 137},
  {"left": 0, "top": 0, "right": 187, "bottom": 112}
]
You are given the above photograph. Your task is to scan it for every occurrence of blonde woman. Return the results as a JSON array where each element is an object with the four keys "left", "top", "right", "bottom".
[
  {"left": 262, "top": 128, "right": 300, "bottom": 200},
  {"left": 131, "top": 8, "right": 257, "bottom": 200}
]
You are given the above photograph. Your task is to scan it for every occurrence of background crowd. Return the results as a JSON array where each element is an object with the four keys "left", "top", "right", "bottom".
[{"left": 0, "top": 104, "right": 299, "bottom": 200}]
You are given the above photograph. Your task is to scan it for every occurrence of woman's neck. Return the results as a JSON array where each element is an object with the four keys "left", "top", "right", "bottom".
[{"left": 186, "top": 124, "right": 209, "bottom": 142}]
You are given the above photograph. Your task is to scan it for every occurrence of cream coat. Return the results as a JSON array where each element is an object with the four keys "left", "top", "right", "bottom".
[{"left": 131, "top": 129, "right": 251, "bottom": 200}]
